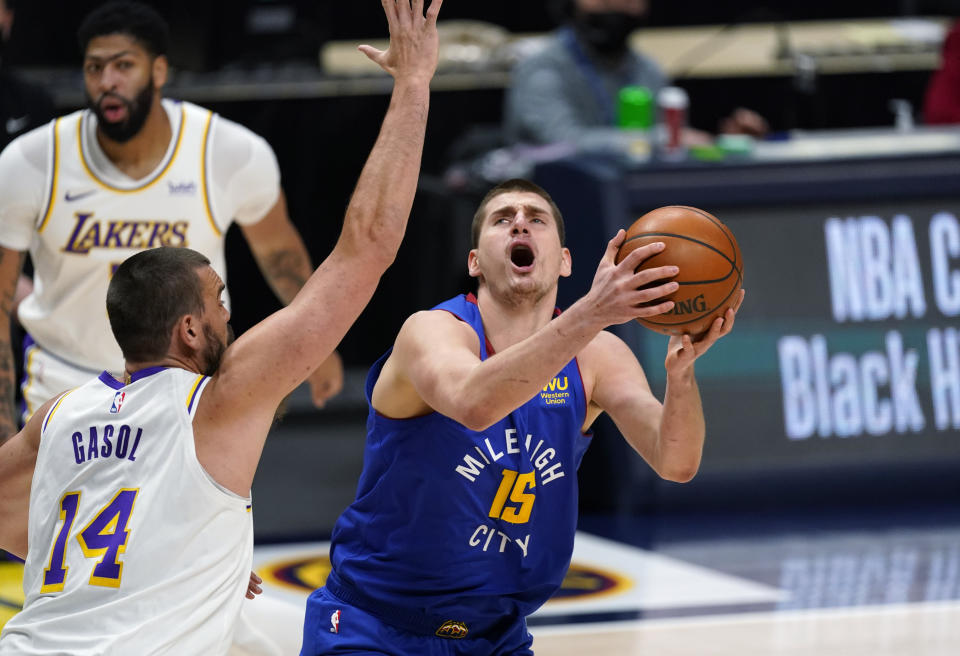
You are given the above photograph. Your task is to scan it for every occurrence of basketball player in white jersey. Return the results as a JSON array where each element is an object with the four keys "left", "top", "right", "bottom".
[
  {"left": 0, "top": 0, "right": 442, "bottom": 653},
  {"left": 0, "top": 0, "right": 342, "bottom": 443}
]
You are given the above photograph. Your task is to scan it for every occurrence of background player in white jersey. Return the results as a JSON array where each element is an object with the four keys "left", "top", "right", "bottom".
[
  {"left": 0, "top": 0, "right": 442, "bottom": 653},
  {"left": 0, "top": 0, "right": 343, "bottom": 442}
]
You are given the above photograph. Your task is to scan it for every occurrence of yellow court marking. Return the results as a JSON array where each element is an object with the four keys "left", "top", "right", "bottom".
[{"left": 0, "top": 560, "right": 25, "bottom": 630}]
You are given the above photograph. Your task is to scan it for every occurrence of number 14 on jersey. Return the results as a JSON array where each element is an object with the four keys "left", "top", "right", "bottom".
[{"left": 41, "top": 488, "right": 139, "bottom": 593}]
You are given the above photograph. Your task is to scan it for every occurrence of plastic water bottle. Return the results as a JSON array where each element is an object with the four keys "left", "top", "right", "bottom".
[
  {"left": 618, "top": 86, "right": 654, "bottom": 130},
  {"left": 657, "top": 86, "right": 689, "bottom": 159}
]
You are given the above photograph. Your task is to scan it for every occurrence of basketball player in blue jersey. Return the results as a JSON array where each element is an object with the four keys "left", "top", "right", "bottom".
[
  {"left": 302, "top": 178, "right": 745, "bottom": 655},
  {"left": 0, "top": 1, "right": 443, "bottom": 654},
  {"left": 0, "top": 0, "right": 343, "bottom": 444}
]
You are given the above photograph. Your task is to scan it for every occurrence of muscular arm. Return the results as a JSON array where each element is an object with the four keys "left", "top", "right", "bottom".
[
  {"left": 379, "top": 304, "right": 611, "bottom": 430},
  {"left": 194, "top": 0, "right": 442, "bottom": 495},
  {"left": 584, "top": 331, "right": 701, "bottom": 483},
  {"left": 240, "top": 192, "right": 343, "bottom": 405},
  {"left": 0, "top": 246, "right": 25, "bottom": 442},
  {"left": 0, "top": 398, "right": 51, "bottom": 558},
  {"left": 588, "top": 292, "right": 745, "bottom": 483},
  {"left": 239, "top": 191, "right": 311, "bottom": 305}
]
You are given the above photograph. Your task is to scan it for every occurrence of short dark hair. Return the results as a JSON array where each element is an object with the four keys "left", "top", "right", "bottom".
[
  {"left": 471, "top": 179, "right": 566, "bottom": 248},
  {"left": 107, "top": 247, "right": 210, "bottom": 363},
  {"left": 77, "top": 1, "right": 169, "bottom": 57}
]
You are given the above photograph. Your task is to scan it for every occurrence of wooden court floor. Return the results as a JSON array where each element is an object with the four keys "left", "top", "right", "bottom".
[{"left": 531, "top": 602, "right": 960, "bottom": 655}]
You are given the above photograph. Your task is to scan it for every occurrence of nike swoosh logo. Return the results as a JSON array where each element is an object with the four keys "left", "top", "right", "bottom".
[
  {"left": 64, "top": 190, "right": 98, "bottom": 202},
  {"left": 5, "top": 115, "right": 30, "bottom": 134}
]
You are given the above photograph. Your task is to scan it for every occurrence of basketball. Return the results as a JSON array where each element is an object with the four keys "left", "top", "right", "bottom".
[{"left": 615, "top": 205, "right": 743, "bottom": 337}]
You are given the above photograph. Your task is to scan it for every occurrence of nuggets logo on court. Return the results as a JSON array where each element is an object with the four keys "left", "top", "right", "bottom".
[
  {"left": 329, "top": 609, "right": 340, "bottom": 633},
  {"left": 435, "top": 620, "right": 468, "bottom": 639},
  {"left": 540, "top": 376, "right": 569, "bottom": 406},
  {"left": 110, "top": 391, "right": 125, "bottom": 413}
]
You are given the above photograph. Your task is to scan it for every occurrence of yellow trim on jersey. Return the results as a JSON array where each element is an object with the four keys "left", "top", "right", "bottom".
[
  {"left": 37, "top": 117, "right": 62, "bottom": 234},
  {"left": 78, "top": 105, "right": 187, "bottom": 193},
  {"left": 186, "top": 374, "right": 206, "bottom": 409},
  {"left": 42, "top": 389, "right": 77, "bottom": 434},
  {"left": 199, "top": 110, "right": 221, "bottom": 237}
]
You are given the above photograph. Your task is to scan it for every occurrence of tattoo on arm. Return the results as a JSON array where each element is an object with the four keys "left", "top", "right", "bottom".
[
  {"left": 260, "top": 248, "right": 310, "bottom": 305},
  {"left": 0, "top": 251, "right": 25, "bottom": 441}
]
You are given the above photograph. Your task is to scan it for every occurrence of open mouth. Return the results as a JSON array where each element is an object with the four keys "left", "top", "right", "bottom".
[
  {"left": 99, "top": 97, "right": 128, "bottom": 122},
  {"left": 510, "top": 244, "right": 535, "bottom": 268}
]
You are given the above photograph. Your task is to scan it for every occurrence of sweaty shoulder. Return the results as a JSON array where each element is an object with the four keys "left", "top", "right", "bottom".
[
  {"left": 207, "top": 114, "right": 280, "bottom": 226},
  {"left": 0, "top": 122, "right": 53, "bottom": 249}
]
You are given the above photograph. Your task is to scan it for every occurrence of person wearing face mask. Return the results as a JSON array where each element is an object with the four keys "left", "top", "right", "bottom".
[{"left": 504, "top": 0, "right": 767, "bottom": 146}]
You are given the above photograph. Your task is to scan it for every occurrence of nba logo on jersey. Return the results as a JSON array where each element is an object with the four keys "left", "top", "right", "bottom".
[
  {"left": 329, "top": 609, "right": 340, "bottom": 633},
  {"left": 110, "top": 391, "right": 126, "bottom": 413}
]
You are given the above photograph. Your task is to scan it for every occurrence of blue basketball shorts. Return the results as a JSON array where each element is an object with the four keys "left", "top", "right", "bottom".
[{"left": 300, "top": 586, "right": 534, "bottom": 656}]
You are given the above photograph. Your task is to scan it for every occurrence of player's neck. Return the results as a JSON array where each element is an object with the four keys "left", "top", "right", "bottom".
[
  {"left": 476, "top": 286, "right": 557, "bottom": 351},
  {"left": 97, "top": 99, "right": 172, "bottom": 181},
  {"left": 124, "top": 354, "right": 202, "bottom": 380}
]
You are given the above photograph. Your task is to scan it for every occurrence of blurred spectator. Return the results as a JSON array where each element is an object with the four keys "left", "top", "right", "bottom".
[
  {"left": 503, "top": 0, "right": 767, "bottom": 146},
  {"left": 0, "top": 0, "right": 55, "bottom": 151},
  {"left": 923, "top": 18, "right": 960, "bottom": 124}
]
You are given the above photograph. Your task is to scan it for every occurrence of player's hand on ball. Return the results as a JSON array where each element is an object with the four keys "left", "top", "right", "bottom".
[
  {"left": 665, "top": 289, "right": 745, "bottom": 373},
  {"left": 586, "top": 230, "right": 681, "bottom": 326}
]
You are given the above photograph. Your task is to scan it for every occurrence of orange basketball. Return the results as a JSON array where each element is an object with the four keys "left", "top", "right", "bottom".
[{"left": 615, "top": 205, "right": 743, "bottom": 337}]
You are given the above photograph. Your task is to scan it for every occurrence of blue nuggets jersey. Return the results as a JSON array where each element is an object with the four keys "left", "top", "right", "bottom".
[{"left": 327, "top": 294, "right": 592, "bottom": 635}]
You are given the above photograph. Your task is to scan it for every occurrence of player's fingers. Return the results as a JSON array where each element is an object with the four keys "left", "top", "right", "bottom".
[
  {"left": 634, "top": 299, "right": 674, "bottom": 317},
  {"left": 411, "top": 0, "right": 425, "bottom": 21},
  {"left": 425, "top": 0, "right": 443, "bottom": 24},
  {"left": 619, "top": 241, "right": 665, "bottom": 271},
  {"left": 703, "top": 316, "right": 725, "bottom": 343},
  {"left": 394, "top": 0, "right": 413, "bottom": 28},
  {"left": 358, "top": 45, "right": 385, "bottom": 64},
  {"left": 632, "top": 264, "right": 677, "bottom": 287},
  {"left": 380, "top": 0, "right": 399, "bottom": 25},
  {"left": 631, "top": 280, "right": 678, "bottom": 305},
  {"left": 601, "top": 230, "right": 626, "bottom": 264},
  {"left": 251, "top": 573, "right": 262, "bottom": 584},
  {"left": 720, "top": 306, "right": 736, "bottom": 335}
]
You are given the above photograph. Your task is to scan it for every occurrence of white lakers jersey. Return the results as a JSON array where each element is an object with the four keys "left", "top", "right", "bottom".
[
  {"left": 17, "top": 100, "right": 228, "bottom": 373},
  {"left": 0, "top": 367, "right": 253, "bottom": 655}
]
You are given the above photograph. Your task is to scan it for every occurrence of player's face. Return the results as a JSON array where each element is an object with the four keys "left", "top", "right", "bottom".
[
  {"left": 468, "top": 191, "right": 571, "bottom": 302},
  {"left": 83, "top": 34, "right": 165, "bottom": 143},
  {"left": 197, "top": 266, "right": 232, "bottom": 376}
]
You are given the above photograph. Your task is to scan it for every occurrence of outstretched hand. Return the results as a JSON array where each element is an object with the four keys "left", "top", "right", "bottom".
[
  {"left": 359, "top": 0, "right": 443, "bottom": 83},
  {"left": 665, "top": 289, "right": 745, "bottom": 374}
]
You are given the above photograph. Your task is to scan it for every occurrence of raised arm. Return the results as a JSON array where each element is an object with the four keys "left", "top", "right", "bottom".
[
  {"left": 239, "top": 191, "right": 344, "bottom": 407},
  {"left": 587, "top": 289, "right": 745, "bottom": 483},
  {"left": 194, "top": 0, "right": 442, "bottom": 494}
]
